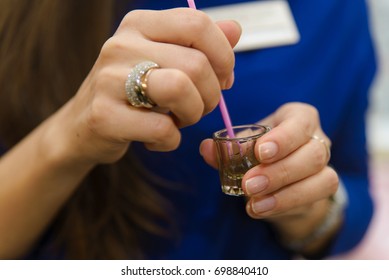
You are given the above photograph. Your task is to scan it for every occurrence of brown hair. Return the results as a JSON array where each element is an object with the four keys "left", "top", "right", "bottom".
[{"left": 0, "top": 0, "right": 176, "bottom": 259}]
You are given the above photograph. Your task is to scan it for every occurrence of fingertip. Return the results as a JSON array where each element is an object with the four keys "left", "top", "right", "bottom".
[
  {"left": 199, "top": 140, "right": 206, "bottom": 157},
  {"left": 199, "top": 138, "right": 218, "bottom": 169},
  {"left": 199, "top": 138, "right": 212, "bottom": 157},
  {"left": 257, "top": 141, "right": 279, "bottom": 162},
  {"left": 216, "top": 20, "right": 242, "bottom": 49},
  {"left": 223, "top": 71, "right": 235, "bottom": 90}
]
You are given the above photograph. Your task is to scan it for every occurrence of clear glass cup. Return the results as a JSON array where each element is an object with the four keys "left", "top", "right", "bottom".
[{"left": 213, "top": 124, "right": 271, "bottom": 196}]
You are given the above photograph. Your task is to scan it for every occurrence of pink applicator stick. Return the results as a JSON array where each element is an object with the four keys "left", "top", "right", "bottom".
[
  {"left": 187, "top": 0, "right": 236, "bottom": 139},
  {"left": 218, "top": 96, "right": 236, "bottom": 139},
  {"left": 187, "top": 0, "right": 197, "bottom": 9}
]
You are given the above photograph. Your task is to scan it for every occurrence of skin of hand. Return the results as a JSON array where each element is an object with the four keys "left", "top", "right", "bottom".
[
  {"left": 0, "top": 8, "right": 241, "bottom": 258},
  {"left": 200, "top": 102, "right": 340, "bottom": 253},
  {"left": 49, "top": 8, "right": 242, "bottom": 166}
]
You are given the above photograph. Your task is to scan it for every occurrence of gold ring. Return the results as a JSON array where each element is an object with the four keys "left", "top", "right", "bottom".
[
  {"left": 125, "top": 61, "right": 159, "bottom": 108},
  {"left": 311, "top": 134, "right": 331, "bottom": 161}
]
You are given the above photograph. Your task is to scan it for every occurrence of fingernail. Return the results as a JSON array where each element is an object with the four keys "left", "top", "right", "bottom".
[
  {"left": 258, "top": 142, "right": 278, "bottom": 161},
  {"left": 245, "top": 176, "right": 268, "bottom": 195},
  {"left": 252, "top": 196, "right": 276, "bottom": 214}
]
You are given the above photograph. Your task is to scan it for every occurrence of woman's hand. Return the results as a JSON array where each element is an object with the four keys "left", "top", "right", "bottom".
[
  {"left": 200, "top": 102, "right": 340, "bottom": 254},
  {"left": 244, "top": 103, "right": 338, "bottom": 220},
  {"left": 48, "top": 8, "right": 241, "bottom": 165},
  {"left": 0, "top": 8, "right": 242, "bottom": 260}
]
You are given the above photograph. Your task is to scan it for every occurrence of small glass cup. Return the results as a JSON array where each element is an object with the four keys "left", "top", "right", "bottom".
[{"left": 213, "top": 124, "right": 270, "bottom": 196}]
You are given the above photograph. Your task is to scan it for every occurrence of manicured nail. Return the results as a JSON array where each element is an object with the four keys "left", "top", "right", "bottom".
[
  {"left": 245, "top": 176, "right": 268, "bottom": 195},
  {"left": 252, "top": 196, "right": 276, "bottom": 214},
  {"left": 258, "top": 142, "right": 278, "bottom": 161}
]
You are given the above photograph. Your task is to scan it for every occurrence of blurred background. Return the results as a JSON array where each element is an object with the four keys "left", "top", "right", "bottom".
[
  {"left": 339, "top": 0, "right": 389, "bottom": 259},
  {"left": 368, "top": 0, "right": 389, "bottom": 159}
]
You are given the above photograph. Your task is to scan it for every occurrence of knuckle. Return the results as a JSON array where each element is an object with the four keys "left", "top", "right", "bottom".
[
  {"left": 301, "top": 103, "right": 319, "bottom": 118},
  {"left": 279, "top": 162, "right": 291, "bottom": 187},
  {"left": 283, "top": 103, "right": 320, "bottom": 138},
  {"left": 285, "top": 102, "right": 319, "bottom": 118},
  {"left": 155, "top": 70, "right": 204, "bottom": 127},
  {"left": 299, "top": 118, "right": 315, "bottom": 139},
  {"left": 121, "top": 9, "right": 145, "bottom": 28},
  {"left": 171, "top": 69, "right": 191, "bottom": 87},
  {"left": 184, "top": 10, "right": 213, "bottom": 35},
  {"left": 184, "top": 50, "right": 210, "bottom": 80},
  {"left": 92, "top": 67, "right": 121, "bottom": 95},
  {"left": 309, "top": 105, "right": 320, "bottom": 120},
  {"left": 100, "top": 37, "right": 125, "bottom": 60},
  {"left": 162, "top": 70, "right": 191, "bottom": 103},
  {"left": 303, "top": 104, "right": 319, "bottom": 131}
]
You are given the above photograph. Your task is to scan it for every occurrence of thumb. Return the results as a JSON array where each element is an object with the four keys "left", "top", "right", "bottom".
[{"left": 199, "top": 139, "right": 219, "bottom": 169}]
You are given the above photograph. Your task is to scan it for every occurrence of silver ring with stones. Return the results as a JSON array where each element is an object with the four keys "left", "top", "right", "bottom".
[{"left": 125, "top": 61, "right": 159, "bottom": 108}]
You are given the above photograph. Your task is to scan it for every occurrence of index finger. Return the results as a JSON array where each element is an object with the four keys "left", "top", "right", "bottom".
[
  {"left": 255, "top": 103, "right": 319, "bottom": 163},
  {"left": 119, "top": 8, "right": 238, "bottom": 89}
]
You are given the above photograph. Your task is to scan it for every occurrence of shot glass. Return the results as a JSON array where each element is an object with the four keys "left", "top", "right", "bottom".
[{"left": 213, "top": 124, "right": 270, "bottom": 196}]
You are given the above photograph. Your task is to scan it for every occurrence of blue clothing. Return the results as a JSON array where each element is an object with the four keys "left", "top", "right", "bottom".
[
  {"left": 127, "top": 0, "right": 377, "bottom": 259},
  {"left": 20, "top": 0, "right": 376, "bottom": 259}
]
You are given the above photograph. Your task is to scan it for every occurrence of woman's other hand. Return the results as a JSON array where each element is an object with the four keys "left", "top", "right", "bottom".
[{"left": 200, "top": 102, "right": 340, "bottom": 254}]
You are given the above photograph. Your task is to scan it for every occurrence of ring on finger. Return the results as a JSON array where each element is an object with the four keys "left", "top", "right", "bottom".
[
  {"left": 125, "top": 61, "right": 159, "bottom": 108},
  {"left": 311, "top": 134, "right": 331, "bottom": 161}
]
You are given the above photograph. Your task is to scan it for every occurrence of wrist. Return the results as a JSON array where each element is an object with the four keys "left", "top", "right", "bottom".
[
  {"left": 37, "top": 106, "right": 96, "bottom": 171},
  {"left": 278, "top": 182, "right": 348, "bottom": 258}
]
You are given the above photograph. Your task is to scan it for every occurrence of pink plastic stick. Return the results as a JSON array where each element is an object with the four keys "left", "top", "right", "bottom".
[
  {"left": 219, "top": 95, "right": 236, "bottom": 138},
  {"left": 187, "top": 0, "right": 236, "bottom": 139},
  {"left": 187, "top": 0, "right": 197, "bottom": 9}
]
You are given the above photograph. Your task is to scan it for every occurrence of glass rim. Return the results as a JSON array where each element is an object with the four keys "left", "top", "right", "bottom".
[{"left": 213, "top": 124, "right": 271, "bottom": 141}]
